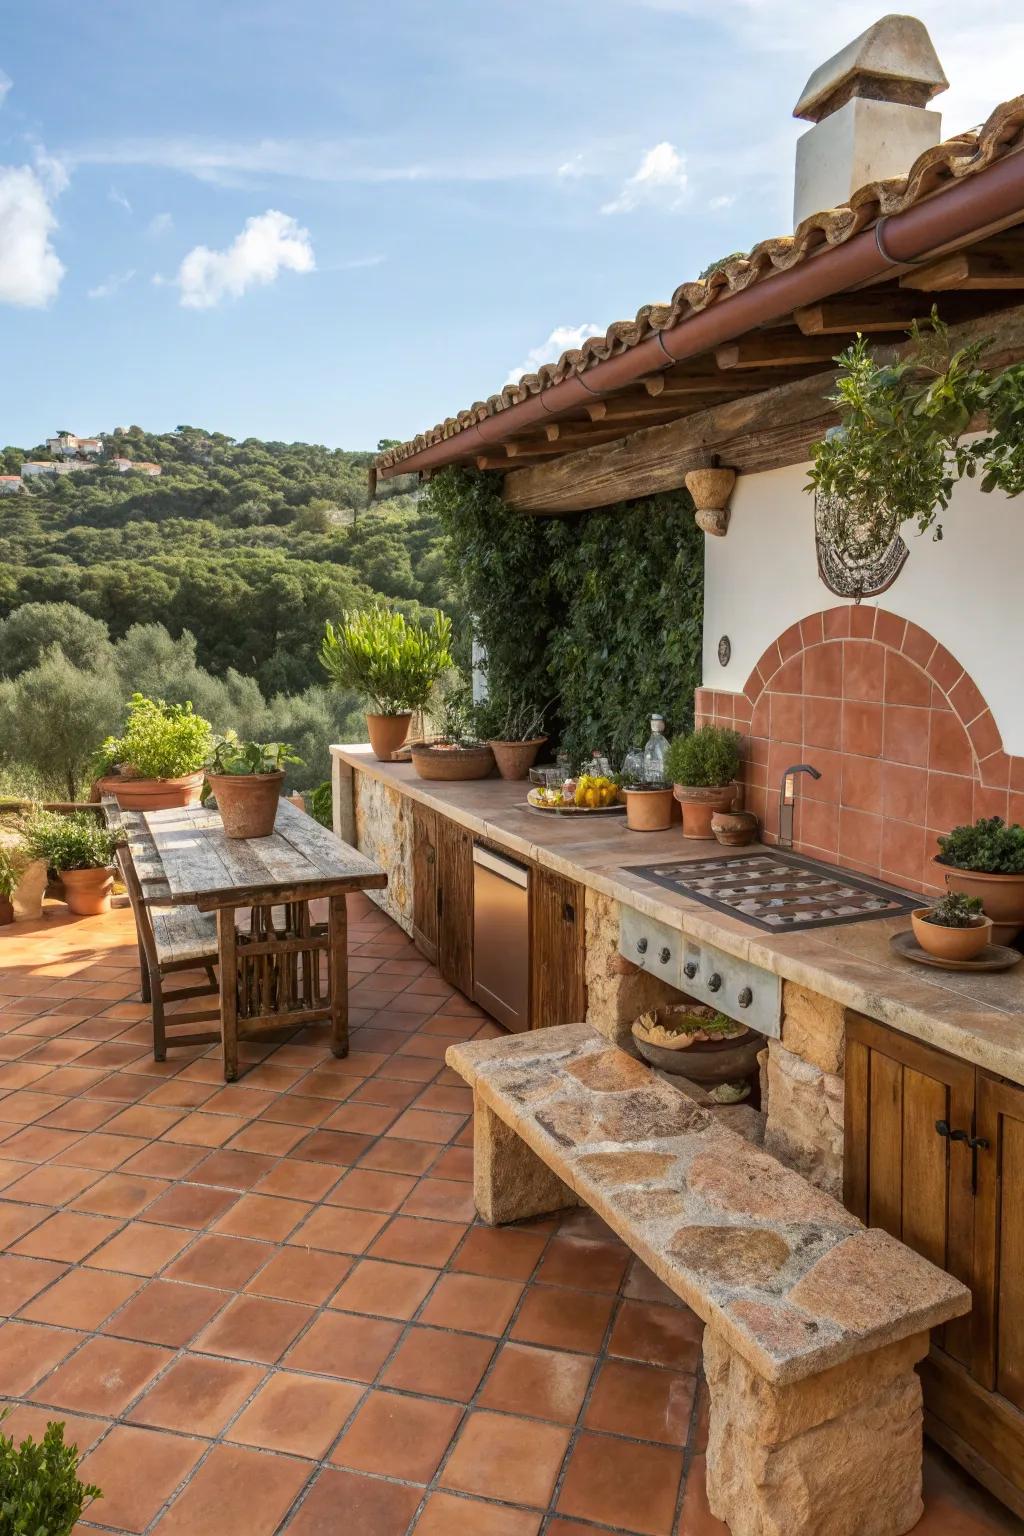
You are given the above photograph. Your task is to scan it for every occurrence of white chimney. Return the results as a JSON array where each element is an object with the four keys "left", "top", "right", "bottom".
[{"left": 792, "top": 15, "right": 948, "bottom": 227}]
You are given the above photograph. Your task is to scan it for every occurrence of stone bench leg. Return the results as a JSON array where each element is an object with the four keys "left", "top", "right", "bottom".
[
  {"left": 703, "top": 1324, "right": 929, "bottom": 1536},
  {"left": 473, "top": 1094, "right": 580, "bottom": 1225}
]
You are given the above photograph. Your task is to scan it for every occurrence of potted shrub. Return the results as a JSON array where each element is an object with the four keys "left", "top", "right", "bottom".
[
  {"left": 95, "top": 694, "right": 213, "bottom": 811},
  {"left": 0, "top": 845, "right": 21, "bottom": 925},
  {"left": 23, "top": 810, "right": 124, "bottom": 917},
  {"left": 204, "top": 736, "right": 302, "bottom": 839},
  {"left": 911, "top": 891, "right": 992, "bottom": 963},
  {"left": 410, "top": 681, "right": 495, "bottom": 782},
  {"left": 473, "top": 694, "right": 549, "bottom": 781},
  {"left": 934, "top": 817, "right": 1024, "bottom": 943},
  {"left": 0, "top": 1411, "right": 103, "bottom": 1534},
  {"left": 664, "top": 726, "right": 741, "bottom": 840},
  {"left": 321, "top": 605, "right": 453, "bottom": 761}
]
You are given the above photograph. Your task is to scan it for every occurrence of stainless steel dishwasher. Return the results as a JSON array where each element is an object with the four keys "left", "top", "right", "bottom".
[{"left": 472, "top": 844, "right": 530, "bottom": 1033}]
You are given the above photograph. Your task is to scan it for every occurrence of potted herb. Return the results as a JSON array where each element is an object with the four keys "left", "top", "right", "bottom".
[
  {"left": 411, "top": 680, "right": 495, "bottom": 782},
  {"left": 321, "top": 605, "right": 453, "bottom": 761},
  {"left": 631, "top": 1004, "right": 761, "bottom": 1087},
  {"left": 96, "top": 694, "right": 213, "bottom": 811},
  {"left": 472, "top": 693, "right": 549, "bottom": 781},
  {"left": 204, "top": 735, "right": 303, "bottom": 839},
  {"left": 911, "top": 891, "right": 992, "bottom": 963},
  {"left": 0, "top": 1412, "right": 102, "bottom": 1534},
  {"left": 664, "top": 726, "right": 741, "bottom": 840},
  {"left": 23, "top": 810, "right": 124, "bottom": 916},
  {"left": 934, "top": 817, "right": 1024, "bottom": 943}
]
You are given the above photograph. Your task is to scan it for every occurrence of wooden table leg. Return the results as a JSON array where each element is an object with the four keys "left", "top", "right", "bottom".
[
  {"left": 217, "top": 906, "right": 239, "bottom": 1081},
  {"left": 328, "top": 894, "right": 349, "bottom": 1058}
]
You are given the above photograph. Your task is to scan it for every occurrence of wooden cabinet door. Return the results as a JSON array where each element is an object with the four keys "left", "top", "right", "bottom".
[
  {"left": 974, "top": 1074, "right": 1024, "bottom": 1409},
  {"left": 530, "top": 867, "right": 586, "bottom": 1031},
  {"left": 844, "top": 1014, "right": 975, "bottom": 1366},
  {"left": 411, "top": 804, "right": 439, "bottom": 965},
  {"left": 436, "top": 818, "right": 473, "bottom": 998}
]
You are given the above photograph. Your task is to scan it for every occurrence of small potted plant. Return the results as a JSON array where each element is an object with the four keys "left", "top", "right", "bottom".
[
  {"left": 0, "top": 844, "right": 21, "bottom": 925},
  {"left": 664, "top": 725, "right": 741, "bottom": 840},
  {"left": 0, "top": 1410, "right": 103, "bottom": 1534},
  {"left": 204, "top": 735, "right": 303, "bottom": 839},
  {"left": 410, "top": 680, "right": 495, "bottom": 782},
  {"left": 23, "top": 809, "right": 124, "bottom": 916},
  {"left": 473, "top": 693, "right": 549, "bottom": 781},
  {"left": 935, "top": 817, "right": 1024, "bottom": 944},
  {"left": 95, "top": 694, "right": 213, "bottom": 811},
  {"left": 911, "top": 891, "right": 993, "bottom": 963},
  {"left": 619, "top": 769, "right": 674, "bottom": 832},
  {"left": 321, "top": 605, "right": 453, "bottom": 761}
]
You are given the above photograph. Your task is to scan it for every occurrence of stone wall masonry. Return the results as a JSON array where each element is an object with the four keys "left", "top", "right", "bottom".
[
  {"left": 584, "top": 889, "right": 682, "bottom": 1046},
  {"left": 763, "top": 1040, "right": 844, "bottom": 1198},
  {"left": 352, "top": 772, "right": 414, "bottom": 934}
]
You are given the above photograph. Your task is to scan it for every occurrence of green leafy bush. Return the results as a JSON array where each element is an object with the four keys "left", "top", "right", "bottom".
[
  {"left": 23, "top": 810, "right": 123, "bottom": 873},
  {"left": 664, "top": 726, "right": 742, "bottom": 789},
  {"left": 309, "top": 781, "right": 332, "bottom": 828},
  {"left": 102, "top": 694, "right": 213, "bottom": 780},
  {"left": 321, "top": 605, "right": 452, "bottom": 715},
  {"left": 0, "top": 1414, "right": 101, "bottom": 1535},
  {"left": 921, "top": 891, "right": 985, "bottom": 928},
  {"left": 937, "top": 817, "right": 1024, "bottom": 875},
  {"left": 0, "top": 844, "right": 23, "bottom": 899},
  {"left": 206, "top": 733, "right": 303, "bottom": 776}
]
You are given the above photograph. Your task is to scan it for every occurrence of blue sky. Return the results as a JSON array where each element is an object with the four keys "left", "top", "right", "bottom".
[{"left": 1, "top": 1, "right": 1018, "bottom": 452}]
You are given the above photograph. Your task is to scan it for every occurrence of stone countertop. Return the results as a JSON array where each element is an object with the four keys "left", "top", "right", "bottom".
[{"left": 331, "top": 746, "right": 1024, "bottom": 1086}]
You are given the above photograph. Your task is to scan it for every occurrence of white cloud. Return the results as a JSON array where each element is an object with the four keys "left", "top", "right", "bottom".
[
  {"left": 108, "top": 187, "right": 132, "bottom": 213},
  {"left": 0, "top": 162, "right": 65, "bottom": 307},
  {"left": 557, "top": 154, "right": 585, "bottom": 179},
  {"left": 0, "top": 69, "right": 11, "bottom": 107},
  {"left": 88, "top": 268, "right": 135, "bottom": 300},
  {"left": 709, "top": 193, "right": 735, "bottom": 210},
  {"left": 505, "top": 323, "right": 605, "bottom": 386},
  {"left": 174, "top": 209, "right": 315, "bottom": 309},
  {"left": 601, "top": 141, "right": 688, "bottom": 215},
  {"left": 146, "top": 211, "right": 173, "bottom": 237}
]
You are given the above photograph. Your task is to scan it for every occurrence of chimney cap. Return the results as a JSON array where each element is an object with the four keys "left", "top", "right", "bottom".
[{"left": 794, "top": 14, "right": 948, "bottom": 124}]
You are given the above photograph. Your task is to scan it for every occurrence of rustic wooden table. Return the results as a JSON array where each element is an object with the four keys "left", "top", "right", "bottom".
[{"left": 117, "top": 798, "right": 387, "bottom": 1080}]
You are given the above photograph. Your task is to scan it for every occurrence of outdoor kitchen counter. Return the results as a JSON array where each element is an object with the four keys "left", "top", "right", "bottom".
[{"left": 330, "top": 745, "right": 1024, "bottom": 1087}]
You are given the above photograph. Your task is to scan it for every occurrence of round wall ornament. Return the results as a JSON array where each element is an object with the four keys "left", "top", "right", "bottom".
[
  {"left": 814, "top": 489, "right": 909, "bottom": 601},
  {"left": 717, "top": 635, "right": 731, "bottom": 667}
]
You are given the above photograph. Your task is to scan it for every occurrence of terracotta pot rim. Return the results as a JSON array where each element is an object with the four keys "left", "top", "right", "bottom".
[
  {"left": 412, "top": 742, "right": 492, "bottom": 757},
  {"left": 624, "top": 785, "right": 674, "bottom": 795},
  {"left": 487, "top": 736, "right": 548, "bottom": 749},
  {"left": 118, "top": 770, "right": 205, "bottom": 787},
  {"left": 206, "top": 771, "right": 286, "bottom": 786},
  {"left": 673, "top": 783, "right": 736, "bottom": 800},
  {"left": 366, "top": 710, "right": 413, "bottom": 720},
  {"left": 911, "top": 906, "right": 992, "bottom": 929},
  {"left": 932, "top": 857, "right": 1024, "bottom": 882},
  {"left": 58, "top": 865, "right": 116, "bottom": 878}
]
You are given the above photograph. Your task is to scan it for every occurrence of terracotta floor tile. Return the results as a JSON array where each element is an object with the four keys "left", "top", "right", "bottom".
[
  {"left": 537, "top": 1233, "right": 630, "bottom": 1294},
  {"left": 348, "top": 1077, "right": 421, "bottom": 1111},
  {"left": 292, "top": 1127, "right": 376, "bottom": 1165},
  {"left": 55, "top": 1129, "right": 147, "bottom": 1169},
  {"left": 381, "top": 1324, "right": 494, "bottom": 1402},
  {"left": 0, "top": 1319, "right": 80, "bottom": 1394},
  {"left": 12, "top": 1209, "right": 120, "bottom": 1262},
  {"left": 103, "top": 1278, "right": 227, "bottom": 1347},
  {"left": 1, "top": 1254, "right": 67, "bottom": 1313},
  {"left": 330, "top": 1257, "right": 438, "bottom": 1320},
  {"left": 213, "top": 1192, "right": 311, "bottom": 1241},
  {"left": 163, "top": 1232, "right": 274, "bottom": 1289},
  {"left": 419, "top": 1271, "right": 523, "bottom": 1336},
  {"left": 21, "top": 1266, "right": 141, "bottom": 1329},
  {"left": 428, "top": 1144, "right": 474, "bottom": 1182},
  {"left": 79, "top": 1424, "right": 204, "bottom": 1533},
  {"left": 322, "top": 1101, "right": 398, "bottom": 1136},
  {"left": 228, "top": 1119, "right": 308, "bottom": 1156},
  {"left": 152, "top": 1442, "right": 311, "bottom": 1536},
  {"left": 128, "top": 1354, "right": 266, "bottom": 1435},
  {"left": 227, "top": 1370, "right": 364, "bottom": 1458},
  {"left": 282, "top": 1467, "right": 421, "bottom": 1536},
  {"left": 326, "top": 1167, "right": 417, "bottom": 1212},
  {"left": 284, "top": 1310, "right": 402, "bottom": 1382},
  {"left": 70, "top": 1171, "right": 167, "bottom": 1218},
  {"left": 3, "top": 1162, "right": 100, "bottom": 1206},
  {"left": 479, "top": 1341, "right": 594, "bottom": 1425},
  {"left": 511, "top": 1286, "right": 614, "bottom": 1355},
  {"left": 122, "top": 1141, "right": 208, "bottom": 1180},
  {"left": 400, "top": 1175, "right": 478, "bottom": 1222},
  {"left": 331, "top": 1387, "right": 462, "bottom": 1483},
  {"left": 103, "top": 1104, "right": 185, "bottom": 1140},
  {"left": 186, "top": 1148, "right": 276, "bottom": 1189},
  {"left": 287, "top": 1204, "right": 388, "bottom": 1255},
  {"left": 84, "top": 1219, "right": 192, "bottom": 1276},
  {"left": 194, "top": 1294, "right": 313, "bottom": 1363},
  {"left": 440, "top": 1409, "right": 570, "bottom": 1508},
  {"left": 414, "top": 1492, "right": 542, "bottom": 1536},
  {"left": 675, "top": 1452, "right": 728, "bottom": 1535},
  {"left": 0, "top": 1125, "right": 82, "bottom": 1162},
  {"left": 254, "top": 1158, "right": 340, "bottom": 1201},
  {"left": 143, "top": 1182, "right": 240, "bottom": 1228},
  {"left": 358, "top": 1136, "right": 438, "bottom": 1175},
  {"left": 0, "top": 1402, "right": 108, "bottom": 1455},
  {"left": 624, "top": 1259, "right": 683, "bottom": 1308},
  {"left": 609, "top": 1300, "right": 704, "bottom": 1371},
  {"left": 259, "top": 1093, "right": 333, "bottom": 1127},
  {"left": 557, "top": 1431, "right": 682, "bottom": 1536},
  {"left": 386, "top": 1107, "right": 465, "bottom": 1143},
  {"left": 162, "top": 1110, "right": 249, "bottom": 1148},
  {"left": 201, "top": 1084, "right": 274, "bottom": 1117},
  {"left": 585, "top": 1358, "right": 695, "bottom": 1445},
  {"left": 451, "top": 1226, "right": 548, "bottom": 1282},
  {"left": 369, "top": 1214, "right": 467, "bottom": 1266},
  {"left": 38, "top": 1335, "right": 172, "bottom": 1415},
  {"left": 143, "top": 1078, "right": 217, "bottom": 1110},
  {"left": 245, "top": 1246, "right": 352, "bottom": 1305}
]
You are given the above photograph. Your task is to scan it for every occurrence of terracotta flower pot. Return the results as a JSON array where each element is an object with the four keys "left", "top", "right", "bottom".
[
  {"left": 933, "top": 859, "right": 1024, "bottom": 944},
  {"left": 672, "top": 783, "right": 737, "bottom": 840},
  {"left": 624, "top": 787, "right": 674, "bottom": 832},
  {"left": 207, "top": 772, "right": 284, "bottom": 839},
  {"left": 911, "top": 908, "right": 993, "bottom": 962},
  {"left": 711, "top": 809, "right": 758, "bottom": 847},
  {"left": 0, "top": 896, "right": 13, "bottom": 926},
  {"left": 410, "top": 743, "right": 495, "bottom": 782},
  {"left": 112, "top": 772, "right": 205, "bottom": 811},
  {"left": 366, "top": 712, "right": 412, "bottom": 762},
  {"left": 60, "top": 867, "right": 115, "bottom": 917},
  {"left": 488, "top": 738, "right": 547, "bottom": 781}
]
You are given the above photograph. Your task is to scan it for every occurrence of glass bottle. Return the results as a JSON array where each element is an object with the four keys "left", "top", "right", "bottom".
[
  {"left": 621, "top": 745, "right": 644, "bottom": 785},
  {"left": 643, "top": 714, "right": 669, "bottom": 784}
]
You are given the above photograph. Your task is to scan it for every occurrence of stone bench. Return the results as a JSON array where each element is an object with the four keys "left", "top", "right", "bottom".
[{"left": 446, "top": 1023, "right": 970, "bottom": 1536}]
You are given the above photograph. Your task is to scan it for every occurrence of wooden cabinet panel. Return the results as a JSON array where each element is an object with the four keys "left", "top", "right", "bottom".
[
  {"left": 436, "top": 818, "right": 473, "bottom": 998},
  {"left": 411, "top": 804, "right": 438, "bottom": 964},
  {"left": 530, "top": 867, "right": 586, "bottom": 1031},
  {"left": 975, "top": 1074, "right": 1024, "bottom": 1412}
]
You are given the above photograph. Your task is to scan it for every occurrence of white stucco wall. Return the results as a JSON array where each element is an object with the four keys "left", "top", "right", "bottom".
[{"left": 702, "top": 456, "right": 1024, "bottom": 754}]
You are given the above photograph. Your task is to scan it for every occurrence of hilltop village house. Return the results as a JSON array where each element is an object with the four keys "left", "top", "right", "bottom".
[{"left": 330, "top": 16, "right": 1024, "bottom": 1532}]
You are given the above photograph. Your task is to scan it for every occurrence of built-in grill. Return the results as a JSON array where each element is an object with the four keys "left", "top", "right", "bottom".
[{"left": 627, "top": 849, "right": 918, "bottom": 934}]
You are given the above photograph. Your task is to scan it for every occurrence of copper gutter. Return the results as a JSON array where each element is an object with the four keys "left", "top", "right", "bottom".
[{"left": 379, "top": 148, "right": 1024, "bottom": 479}]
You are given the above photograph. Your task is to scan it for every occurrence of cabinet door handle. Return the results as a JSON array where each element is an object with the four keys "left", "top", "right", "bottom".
[
  {"left": 968, "top": 1135, "right": 990, "bottom": 1151},
  {"left": 563, "top": 902, "right": 575, "bottom": 924},
  {"left": 935, "top": 1120, "right": 968, "bottom": 1143}
]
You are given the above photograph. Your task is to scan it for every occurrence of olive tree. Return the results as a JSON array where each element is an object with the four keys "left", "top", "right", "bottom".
[
  {"left": 0, "top": 648, "right": 122, "bottom": 800},
  {"left": 0, "top": 602, "right": 115, "bottom": 679}
]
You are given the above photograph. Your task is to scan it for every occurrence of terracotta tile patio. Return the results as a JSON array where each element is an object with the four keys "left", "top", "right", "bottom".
[{"left": 0, "top": 895, "right": 1019, "bottom": 1536}]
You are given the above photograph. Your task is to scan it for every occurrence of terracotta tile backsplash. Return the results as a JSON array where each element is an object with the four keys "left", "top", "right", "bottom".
[{"left": 697, "top": 605, "right": 1023, "bottom": 894}]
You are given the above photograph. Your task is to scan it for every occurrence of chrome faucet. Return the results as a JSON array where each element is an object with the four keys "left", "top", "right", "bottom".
[{"left": 778, "top": 763, "right": 821, "bottom": 848}]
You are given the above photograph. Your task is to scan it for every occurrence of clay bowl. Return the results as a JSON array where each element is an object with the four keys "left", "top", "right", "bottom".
[
  {"left": 631, "top": 1007, "right": 762, "bottom": 1084},
  {"left": 711, "top": 810, "right": 758, "bottom": 847}
]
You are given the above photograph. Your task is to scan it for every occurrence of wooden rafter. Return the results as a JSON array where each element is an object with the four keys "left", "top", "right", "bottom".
[
  {"left": 793, "top": 292, "right": 937, "bottom": 335},
  {"left": 715, "top": 333, "right": 847, "bottom": 370},
  {"left": 901, "top": 250, "right": 1024, "bottom": 292}
]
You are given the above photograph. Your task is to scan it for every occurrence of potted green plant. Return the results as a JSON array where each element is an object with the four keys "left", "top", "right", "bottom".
[
  {"left": 321, "top": 605, "right": 453, "bottom": 761},
  {"left": 204, "top": 735, "right": 303, "bottom": 839},
  {"left": 618, "top": 765, "right": 674, "bottom": 833},
  {"left": 410, "top": 679, "right": 495, "bottom": 782},
  {"left": 664, "top": 726, "right": 741, "bottom": 840},
  {"left": 95, "top": 694, "right": 213, "bottom": 811},
  {"left": 0, "top": 1411, "right": 102, "bottom": 1534},
  {"left": 911, "top": 891, "right": 992, "bottom": 963},
  {"left": 934, "top": 817, "right": 1024, "bottom": 943},
  {"left": 472, "top": 693, "right": 549, "bottom": 781},
  {"left": 23, "top": 809, "right": 124, "bottom": 916},
  {"left": 0, "top": 844, "right": 21, "bottom": 925}
]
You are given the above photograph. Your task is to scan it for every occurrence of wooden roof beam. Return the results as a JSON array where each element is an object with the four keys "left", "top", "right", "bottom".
[
  {"left": 900, "top": 250, "right": 1024, "bottom": 291},
  {"left": 793, "top": 291, "right": 938, "bottom": 334},
  {"left": 715, "top": 332, "right": 847, "bottom": 369}
]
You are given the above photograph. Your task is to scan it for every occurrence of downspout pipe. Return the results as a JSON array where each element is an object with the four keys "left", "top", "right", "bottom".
[{"left": 380, "top": 148, "right": 1024, "bottom": 480}]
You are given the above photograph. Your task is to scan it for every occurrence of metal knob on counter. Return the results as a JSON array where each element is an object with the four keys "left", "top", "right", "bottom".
[
  {"left": 683, "top": 961, "right": 698, "bottom": 980},
  {"left": 737, "top": 987, "right": 753, "bottom": 1008},
  {"left": 659, "top": 947, "right": 672, "bottom": 965},
  {"left": 636, "top": 938, "right": 648, "bottom": 954},
  {"left": 707, "top": 972, "right": 723, "bottom": 992}
]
